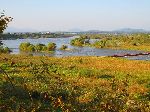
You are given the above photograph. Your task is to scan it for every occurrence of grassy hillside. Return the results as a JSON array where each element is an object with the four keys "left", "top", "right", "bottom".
[{"left": 0, "top": 54, "right": 150, "bottom": 111}]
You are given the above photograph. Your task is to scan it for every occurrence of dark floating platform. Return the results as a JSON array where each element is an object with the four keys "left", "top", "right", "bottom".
[{"left": 110, "top": 52, "right": 150, "bottom": 58}]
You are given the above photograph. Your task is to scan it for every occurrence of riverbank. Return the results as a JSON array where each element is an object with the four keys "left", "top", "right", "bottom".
[
  {"left": 0, "top": 54, "right": 150, "bottom": 111},
  {"left": 112, "top": 45, "right": 150, "bottom": 51},
  {"left": 72, "top": 33, "right": 150, "bottom": 52},
  {"left": 90, "top": 44, "right": 150, "bottom": 52}
]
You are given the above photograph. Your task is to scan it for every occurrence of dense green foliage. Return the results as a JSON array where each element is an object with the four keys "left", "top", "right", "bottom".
[
  {"left": 0, "top": 33, "right": 75, "bottom": 40},
  {"left": 19, "top": 42, "right": 56, "bottom": 52},
  {"left": 71, "top": 33, "right": 150, "bottom": 51},
  {"left": 70, "top": 37, "right": 85, "bottom": 46},
  {"left": 79, "top": 34, "right": 108, "bottom": 39},
  {"left": 93, "top": 38, "right": 118, "bottom": 48},
  {"left": 0, "top": 11, "right": 12, "bottom": 53},
  {"left": 92, "top": 33, "right": 150, "bottom": 48},
  {"left": 0, "top": 54, "right": 150, "bottom": 111},
  {"left": 19, "top": 42, "right": 34, "bottom": 52},
  {"left": 70, "top": 38, "right": 83, "bottom": 46}
]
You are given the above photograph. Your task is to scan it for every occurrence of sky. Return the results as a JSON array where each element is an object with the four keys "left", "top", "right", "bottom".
[{"left": 1, "top": 0, "right": 150, "bottom": 32}]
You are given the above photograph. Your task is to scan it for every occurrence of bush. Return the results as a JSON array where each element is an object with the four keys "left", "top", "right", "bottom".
[
  {"left": 42, "top": 46, "right": 48, "bottom": 51},
  {"left": 0, "top": 46, "right": 11, "bottom": 53},
  {"left": 27, "top": 44, "right": 35, "bottom": 52},
  {"left": 35, "top": 44, "right": 47, "bottom": 52},
  {"left": 19, "top": 42, "right": 32, "bottom": 51},
  {"left": 3, "top": 47, "right": 11, "bottom": 53},
  {"left": 70, "top": 38, "right": 85, "bottom": 46},
  {"left": 88, "top": 33, "right": 150, "bottom": 50},
  {"left": 47, "top": 42, "right": 56, "bottom": 51},
  {"left": 19, "top": 42, "right": 35, "bottom": 52},
  {"left": 93, "top": 40, "right": 106, "bottom": 48},
  {"left": 19, "top": 42, "right": 57, "bottom": 52},
  {"left": 93, "top": 38, "right": 121, "bottom": 48},
  {"left": 60, "top": 45, "right": 68, "bottom": 50}
]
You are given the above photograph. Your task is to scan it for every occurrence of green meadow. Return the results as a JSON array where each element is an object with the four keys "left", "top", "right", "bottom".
[{"left": 0, "top": 54, "right": 150, "bottom": 111}]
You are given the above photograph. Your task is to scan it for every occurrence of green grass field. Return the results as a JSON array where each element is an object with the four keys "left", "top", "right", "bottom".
[{"left": 0, "top": 54, "right": 150, "bottom": 111}]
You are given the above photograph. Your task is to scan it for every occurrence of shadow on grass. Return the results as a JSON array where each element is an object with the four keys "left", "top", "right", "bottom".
[{"left": 97, "top": 74, "right": 114, "bottom": 79}]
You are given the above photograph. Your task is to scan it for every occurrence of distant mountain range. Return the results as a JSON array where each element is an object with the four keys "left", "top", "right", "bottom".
[
  {"left": 5, "top": 27, "right": 149, "bottom": 33},
  {"left": 113, "top": 28, "right": 147, "bottom": 33},
  {"left": 68, "top": 28, "right": 149, "bottom": 33}
]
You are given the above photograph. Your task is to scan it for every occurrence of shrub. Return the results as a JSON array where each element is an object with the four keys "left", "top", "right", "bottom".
[
  {"left": 3, "top": 47, "right": 11, "bottom": 53},
  {"left": 93, "top": 40, "right": 106, "bottom": 48},
  {"left": 19, "top": 42, "right": 56, "bottom": 52},
  {"left": 42, "top": 46, "right": 48, "bottom": 51},
  {"left": 70, "top": 38, "right": 85, "bottom": 46},
  {"left": 0, "top": 46, "right": 11, "bottom": 53},
  {"left": 19, "top": 42, "right": 31, "bottom": 51},
  {"left": 27, "top": 44, "right": 35, "bottom": 52},
  {"left": 19, "top": 42, "right": 35, "bottom": 52},
  {"left": 60, "top": 45, "right": 68, "bottom": 50},
  {"left": 47, "top": 42, "right": 56, "bottom": 51},
  {"left": 35, "top": 44, "right": 46, "bottom": 52}
]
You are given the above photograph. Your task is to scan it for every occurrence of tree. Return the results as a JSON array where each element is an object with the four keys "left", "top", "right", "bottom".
[
  {"left": 0, "top": 11, "right": 12, "bottom": 53},
  {"left": 0, "top": 10, "right": 13, "bottom": 34},
  {"left": 0, "top": 11, "right": 13, "bottom": 44}
]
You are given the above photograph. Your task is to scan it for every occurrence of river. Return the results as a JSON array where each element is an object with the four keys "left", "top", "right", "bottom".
[{"left": 2, "top": 36, "right": 150, "bottom": 60}]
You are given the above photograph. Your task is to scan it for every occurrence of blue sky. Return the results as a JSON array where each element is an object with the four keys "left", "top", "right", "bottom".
[{"left": 1, "top": 0, "right": 150, "bottom": 31}]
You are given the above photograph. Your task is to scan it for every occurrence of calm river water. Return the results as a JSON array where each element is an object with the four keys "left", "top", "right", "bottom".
[{"left": 2, "top": 36, "right": 150, "bottom": 60}]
